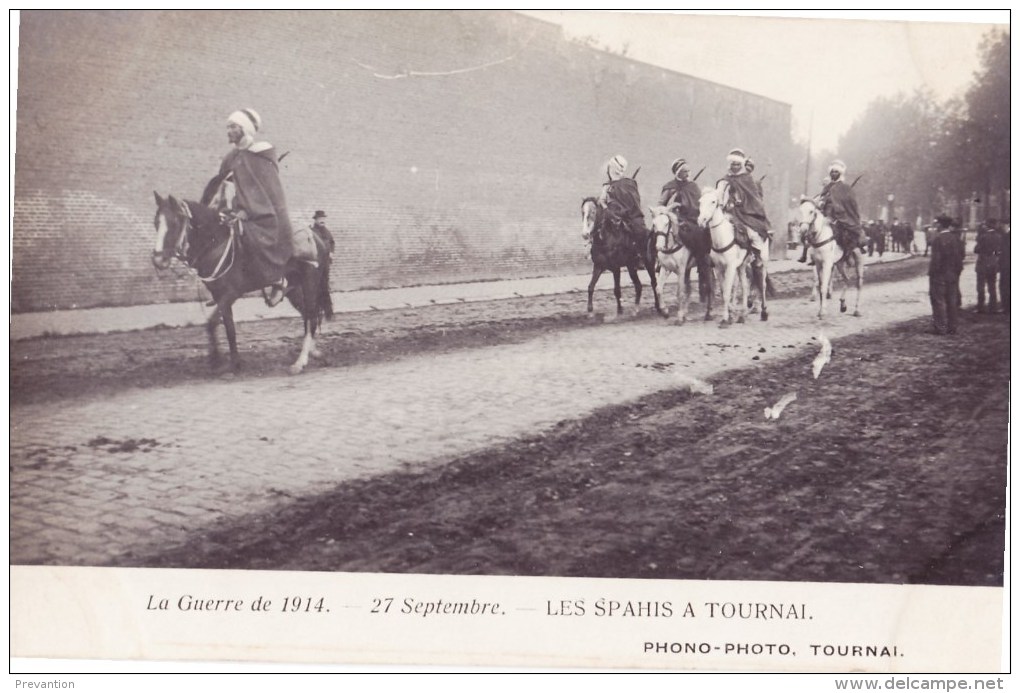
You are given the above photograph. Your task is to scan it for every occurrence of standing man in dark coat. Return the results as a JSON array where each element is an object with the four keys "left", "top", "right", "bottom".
[
  {"left": 213, "top": 108, "right": 295, "bottom": 306},
  {"left": 999, "top": 220, "right": 1010, "bottom": 314},
  {"left": 973, "top": 220, "right": 1003, "bottom": 313},
  {"left": 659, "top": 157, "right": 712, "bottom": 301},
  {"left": 928, "top": 215, "right": 965, "bottom": 335},
  {"left": 310, "top": 210, "right": 335, "bottom": 256},
  {"left": 723, "top": 148, "right": 770, "bottom": 263}
]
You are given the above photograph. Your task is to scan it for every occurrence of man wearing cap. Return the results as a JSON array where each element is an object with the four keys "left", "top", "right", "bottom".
[
  {"left": 209, "top": 108, "right": 296, "bottom": 307},
  {"left": 598, "top": 155, "right": 647, "bottom": 249},
  {"left": 658, "top": 158, "right": 700, "bottom": 216},
  {"left": 310, "top": 210, "right": 335, "bottom": 256},
  {"left": 659, "top": 158, "right": 712, "bottom": 300},
  {"left": 723, "top": 149, "right": 770, "bottom": 261},
  {"left": 973, "top": 219, "right": 1003, "bottom": 314},
  {"left": 927, "top": 214, "right": 965, "bottom": 335}
]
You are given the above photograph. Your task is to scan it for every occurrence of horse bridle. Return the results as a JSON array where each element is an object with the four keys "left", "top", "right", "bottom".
[
  {"left": 802, "top": 203, "right": 836, "bottom": 249},
  {"left": 166, "top": 199, "right": 238, "bottom": 283},
  {"left": 702, "top": 195, "right": 739, "bottom": 254},
  {"left": 652, "top": 212, "right": 685, "bottom": 255}
]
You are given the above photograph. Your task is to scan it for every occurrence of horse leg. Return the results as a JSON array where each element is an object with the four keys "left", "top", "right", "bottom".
[
  {"left": 205, "top": 304, "right": 223, "bottom": 369},
  {"left": 290, "top": 315, "right": 315, "bottom": 375},
  {"left": 758, "top": 260, "right": 769, "bottom": 321},
  {"left": 612, "top": 267, "right": 623, "bottom": 314},
  {"left": 719, "top": 261, "right": 735, "bottom": 326},
  {"left": 587, "top": 265, "right": 602, "bottom": 314},
  {"left": 853, "top": 260, "right": 864, "bottom": 317},
  {"left": 289, "top": 269, "right": 319, "bottom": 375},
  {"left": 656, "top": 262, "right": 671, "bottom": 319},
  {"left": 644, "top": 253, "right": 660, "bottom": 315},
  {"left": 818, "top": 260, "right": 834, "bottom": 320},
  {"left": 221, "top": 302, "right": 242, "bottom": 372},
  {"left": 703, "top": 262, "right": 716, "bottom": 321},
  {"left": 678, "top": 253, "right": 694, "bottom": 324},
  {"left": 627, "top": 264, "right": 643, "bottom": 311},
  {"left": 836, "top": 256, "right": 853, "bottom": 314},
  {"left": 736, "top": 258, "right": 750, "bottom": 323}
]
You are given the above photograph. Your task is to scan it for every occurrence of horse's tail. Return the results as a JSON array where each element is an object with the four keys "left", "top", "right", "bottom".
[
  {"left": 317, "top": 256, "right": 334, "bottom": 321},
  {"left": 696, "top": 253, "right": 712, "bottom": 302},
  {"left": 748, "top": 263, "right": 776, "bottom": 298}
]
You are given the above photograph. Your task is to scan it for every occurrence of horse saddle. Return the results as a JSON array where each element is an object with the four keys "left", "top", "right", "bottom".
[{"left": 729, "top": 218, "right": 753, "bottom": 251}]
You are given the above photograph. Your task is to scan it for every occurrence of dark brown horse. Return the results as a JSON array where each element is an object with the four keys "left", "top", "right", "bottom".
[
  {"left": 580, "top": 197, "right": 662, "bottom": 316},
  {"left": 152, "top": 192, "right": 333, "bottom": 374}
]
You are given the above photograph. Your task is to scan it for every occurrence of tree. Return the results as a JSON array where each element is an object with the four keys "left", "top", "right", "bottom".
[
  {"left": 837, "top": 89, "right": 947, "bottom": 222},
  {"left": 964, "top": 30, "right": 1010, "bottom": 212}
]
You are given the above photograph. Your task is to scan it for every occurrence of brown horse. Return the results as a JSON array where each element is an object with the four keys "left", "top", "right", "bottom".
[
  {"left": 580, "top": 197, "right": 662, "bottom": 316},
  {"left": 152, "top": 192, "right": 332, "bottom": 374}
]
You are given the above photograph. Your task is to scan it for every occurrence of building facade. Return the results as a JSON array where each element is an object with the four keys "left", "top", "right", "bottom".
[{"left": 13, "top": 10, "right": 792, "bottom": 312}]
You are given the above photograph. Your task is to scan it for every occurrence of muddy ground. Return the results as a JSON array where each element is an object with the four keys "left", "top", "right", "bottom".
[
  {"left": 11, "top": 257, "right": 1009, "bottom": 585},
  {"left": 127, "top": 315, "right": 1008, "bottom": 586},
  {"left": 12, "top": 258, "right": 927, "bottom": 406}
]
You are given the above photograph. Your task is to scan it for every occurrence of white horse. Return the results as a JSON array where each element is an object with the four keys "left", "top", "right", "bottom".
[
  {"left": 648, "top": 204, "right": 709, "bottom": 323},
  {"left": 698, "top": 182, "right": 769, "bottom": 325},
  {"left": 798, "top": 198, "right": 864, "bottom": 319}
]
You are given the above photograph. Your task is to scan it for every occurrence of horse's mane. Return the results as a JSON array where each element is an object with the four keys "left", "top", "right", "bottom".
[
  {"left": 183, "top": 198, "right": 225, "bottom": 231},
  {"left": 200, "top": 172, "right": 229, "bottom": 207}
]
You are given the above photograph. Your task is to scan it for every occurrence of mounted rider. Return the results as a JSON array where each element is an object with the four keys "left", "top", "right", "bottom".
[
  {"left": 659, "top": 157, "right": 712, "bottom": 298},
  {"left": 798, "top": 160, "right": 868, "bottom": 263},
  {"left": 658, "top": 157, "right": 701, "bottom": 224},
  {"left": 598, "top": 155, "right": 647, "bottom": 253},
  {"left": 204, "top": 109, "right": 315, "bottom": 307},
  {"left": 722, "top": 148, "right": 770, "bottom": 264}
]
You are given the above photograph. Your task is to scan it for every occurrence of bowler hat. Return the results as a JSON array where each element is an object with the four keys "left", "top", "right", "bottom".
[{"left": 313, "top": 210, "right": 327, "bottom": 219}]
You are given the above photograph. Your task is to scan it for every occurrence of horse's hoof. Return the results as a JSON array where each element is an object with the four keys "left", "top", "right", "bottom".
[
  {"left": 853, "top": 310, "right": 862, "bottom": 317},
  {"left": 288, "top": 364, "right": 304, "bottom": 376},
  {"left": 761, "top": 311, "right": 768, "bottom": 322},
  {"left": 737, "top": 315, "right": 745, "bottom": 324},
  {"left": 840, "top": 301, "right": 847, "bottom": 313},
  {"left": 704, "top": 314, "right": 713, "bottom": 322},
  {"left": 718, "top": 320, "right": 730, "bottom": 329}
]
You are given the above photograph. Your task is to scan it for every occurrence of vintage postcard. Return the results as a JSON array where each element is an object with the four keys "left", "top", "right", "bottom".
[{"left": 8, "top": 9, "right": 1010, "bottom": 679}]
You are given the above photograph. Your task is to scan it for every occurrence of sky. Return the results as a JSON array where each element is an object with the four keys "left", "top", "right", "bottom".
[{"left": 522, "top": 10, "right": 1008, "bottom": 153}]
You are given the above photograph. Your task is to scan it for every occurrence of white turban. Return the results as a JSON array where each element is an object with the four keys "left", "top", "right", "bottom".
[
  {"left": 829, "top": 159, "right": 847, "bottom": 174},
  {"left": 727, "top": 148, "right": 747, "bottom": 165},
  {"left": 606, "top": 155, "right": 628, "bottom": 180},
  {"left": 227, "top": 108, "right": 262, "bottom": 138}
]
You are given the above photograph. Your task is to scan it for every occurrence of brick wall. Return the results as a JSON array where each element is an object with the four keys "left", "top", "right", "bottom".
[{"left": 13, "top": 10, "right": 792, "bottom": 312}]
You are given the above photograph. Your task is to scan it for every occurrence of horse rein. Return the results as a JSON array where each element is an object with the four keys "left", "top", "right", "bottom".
[
  {"left": 802, "top": 206, "right": 836, "bottom": 249},
  {"left": 170, "top": 201, "right": 238, "bottom": 284},
  {"left": 653, "top": 215, "right": 685, "bottom": 255},
  {"left": 704, "top": 203, "right": 738, "bottom": 254}
]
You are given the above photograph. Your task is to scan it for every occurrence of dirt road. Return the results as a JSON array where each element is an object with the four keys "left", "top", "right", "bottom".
[{"left": 10, "top": 257, "right": 1009, "bottom": 585}]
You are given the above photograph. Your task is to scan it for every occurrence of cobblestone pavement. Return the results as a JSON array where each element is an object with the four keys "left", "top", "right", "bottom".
[{"left": 10, "top": 268, "right": 964, "bottom": 565}]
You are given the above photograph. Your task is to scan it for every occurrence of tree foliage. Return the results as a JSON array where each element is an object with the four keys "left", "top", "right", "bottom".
[{"left": 835, "top": 29, "right": 1009, "bottom": 223}]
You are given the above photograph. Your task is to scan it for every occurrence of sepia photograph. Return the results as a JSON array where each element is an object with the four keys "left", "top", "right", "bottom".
[{"left": 8, "top": 9, "right": 1010, "bottom": 678}]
